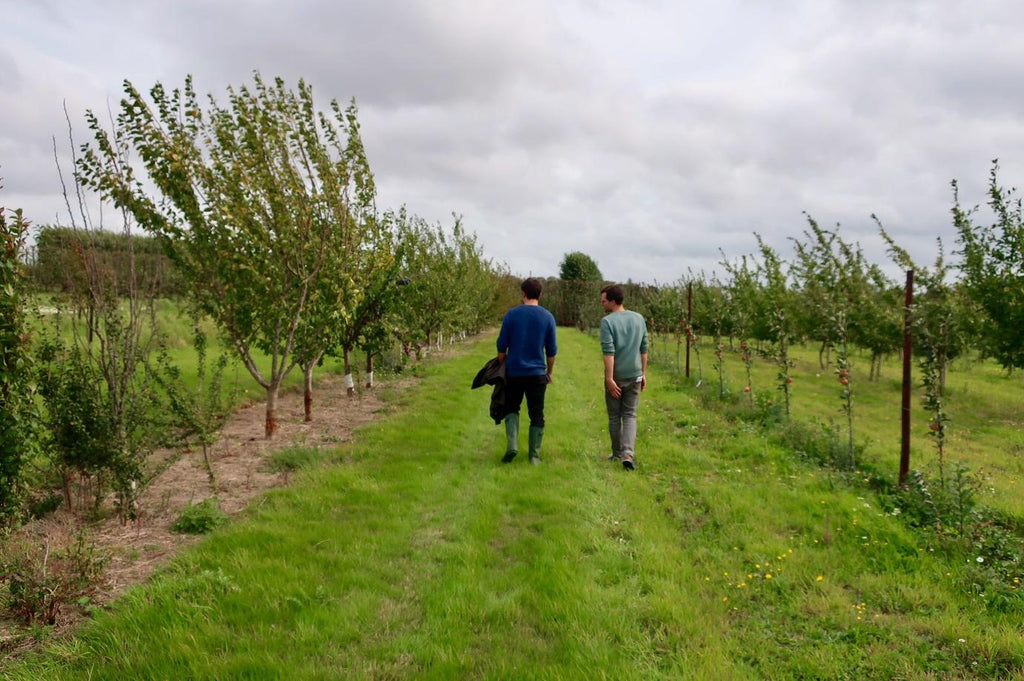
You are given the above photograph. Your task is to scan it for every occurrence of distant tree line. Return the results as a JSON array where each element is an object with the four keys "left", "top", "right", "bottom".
[{"left": 28, "top": 225, "right": 183, "bottom": 296}]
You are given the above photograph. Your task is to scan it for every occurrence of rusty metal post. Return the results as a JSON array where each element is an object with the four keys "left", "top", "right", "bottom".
[{"left": 899, "top": 270, "right": 914, "bottom": 486}]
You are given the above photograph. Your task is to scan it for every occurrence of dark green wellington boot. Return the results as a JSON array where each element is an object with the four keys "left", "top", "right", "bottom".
[
  {"left": 528, "top": 426, "right": 544, "bottom": 465},
  {"left": 502, "top": 413, "right": 519, "bottom": 463}
]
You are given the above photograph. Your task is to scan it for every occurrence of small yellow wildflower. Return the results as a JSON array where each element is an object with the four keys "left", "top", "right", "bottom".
[{"left": 815, "top": 575, "right": 824, "bottom": 582}]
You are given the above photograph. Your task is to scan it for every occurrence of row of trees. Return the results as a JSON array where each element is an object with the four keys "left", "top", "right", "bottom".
[
  {"left": 0, "top": 75, "right": 514, "bottom": 527},
  {"left": 621, "top": 163, "right": 1020, "bottom": 384},
  {"left": 76, "top": 73, "right": 512, "bottom": 438},
  {"left": 604, "top": 163, "right": 1020, "bottom": 472},
  {"left": 535, "top": 166, "right": 1020, "bottom": 477},
  {"left": 28, "top": 226, "right": 182, "bottom": 296}
]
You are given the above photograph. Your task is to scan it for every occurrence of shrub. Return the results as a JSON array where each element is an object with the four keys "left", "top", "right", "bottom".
[
  {"left": 0, "top": 197, "right": 36, "bottom": 525},
  {"left": 775, "top": 419, "right": 865, "bottom": 470},
  {"left": 171, "top": 498, "right": 228, "bottom": 534},
  {"left": 0, "top": 525, "right": 107, "bottom": 625}
]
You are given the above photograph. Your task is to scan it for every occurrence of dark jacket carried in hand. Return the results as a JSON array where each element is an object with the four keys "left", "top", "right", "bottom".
[{"left": 471, "top": 357, "right": 506, "bottom": 424}]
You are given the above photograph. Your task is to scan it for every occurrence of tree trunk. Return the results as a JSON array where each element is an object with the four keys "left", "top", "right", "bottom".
[
  {"left": 344, "top": 347, "right": 355, "bottom": 397},
  {"left": 303, "top": 363, "right": 314, "bottom": 422},
  {"left": 265, "top": 383, "right": 280, "bottom": 438},
  {"left": 300, "top": 352, "right": 324, "bottom": 422},
  {"left": 365, "top": 352, "right": 374, "bottom": 389},
  {"left": 62, "top": 470, "right": 73, "bottom": 513}
]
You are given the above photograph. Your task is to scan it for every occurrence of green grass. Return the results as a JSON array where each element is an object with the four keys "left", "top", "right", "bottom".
[
  {"left": 4, "top": 329, "right": 1024, "bottom": 679},
  {"left": 658, "top": 335, "right": 1024, "bottom": 517}
]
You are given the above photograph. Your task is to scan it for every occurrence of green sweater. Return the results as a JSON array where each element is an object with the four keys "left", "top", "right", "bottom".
[{"left": 600, "top": 310, "right": 649, "bottom": 381}]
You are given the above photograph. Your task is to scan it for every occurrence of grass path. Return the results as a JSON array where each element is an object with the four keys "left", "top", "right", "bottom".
[{"left": 5, "top": 330, "right": 1023, "bottom": 679}]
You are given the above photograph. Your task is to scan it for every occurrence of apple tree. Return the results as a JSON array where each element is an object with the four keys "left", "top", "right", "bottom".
[{"left": 953, "top": 162, "right": 1024, "bottom": 373}]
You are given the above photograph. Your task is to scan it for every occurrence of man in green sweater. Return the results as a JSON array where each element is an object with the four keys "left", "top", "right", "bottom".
[{"left": 600, "top": 284, "right": 649, "bottom": 471}]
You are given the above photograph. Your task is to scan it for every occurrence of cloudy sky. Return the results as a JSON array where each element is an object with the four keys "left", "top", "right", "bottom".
[{"left": 3, "top": 0, "right": 1023, "bottom": 284}]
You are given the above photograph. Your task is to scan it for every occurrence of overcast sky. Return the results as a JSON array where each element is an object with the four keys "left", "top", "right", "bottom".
[{"left": 3, "top": 0, "right": 1023, "bottom": 284}]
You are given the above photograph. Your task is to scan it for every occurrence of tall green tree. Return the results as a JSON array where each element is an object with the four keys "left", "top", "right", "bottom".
[
  {"left": 558, "top": 251, "right": 603, "bottom": 329},
  {"left": 79, "top": 74, "right": 377, "bottom": 437},
  {"left": 558, "top": 251, "right": 603, "bottom": 282},
  {"left": 0, "top": 186, "right": 35, "bottom": 524},
  {"left": 953, "top": 161, "right": 1024, "bottom": 372}
]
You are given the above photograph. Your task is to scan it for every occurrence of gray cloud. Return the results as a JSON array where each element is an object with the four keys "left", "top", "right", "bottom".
[{"left": 3, "top": 0, "right": 1024, "bottom": 282}]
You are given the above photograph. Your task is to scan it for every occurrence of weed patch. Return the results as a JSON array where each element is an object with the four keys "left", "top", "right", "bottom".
[
  {"left": 0, "top": 524, "right": 107, "bottom": 626},
  {"left": 170, "top": 498, "right": 227, "bottom": 535},
  {"left": 267, "top": 446, "right": 321, "bottom": 473}
]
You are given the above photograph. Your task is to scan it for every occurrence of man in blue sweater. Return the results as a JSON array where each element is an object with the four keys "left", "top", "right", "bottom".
[{"left": 496, "top": 277, "right": 558, "bottom": 465}]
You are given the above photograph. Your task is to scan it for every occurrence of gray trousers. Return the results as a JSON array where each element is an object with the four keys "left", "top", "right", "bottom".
[{"left": 606, "top": 379, "right": 642, "bottom": 459}]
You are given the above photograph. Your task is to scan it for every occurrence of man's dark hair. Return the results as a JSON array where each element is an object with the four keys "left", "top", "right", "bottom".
[
  {"left": 601, "top": 284, "right": 624, "bottom": 305},
  {"left": 521, "top": 277, "right": 543, "bottom": 301}
]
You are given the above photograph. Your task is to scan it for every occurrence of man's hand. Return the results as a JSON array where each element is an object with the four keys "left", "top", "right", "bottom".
[
  {"left": 606, "top": 377, "right": 621, "bottom": 398},
  {"left": 640, "top": 375, "right": 647, "bottom": 392}
]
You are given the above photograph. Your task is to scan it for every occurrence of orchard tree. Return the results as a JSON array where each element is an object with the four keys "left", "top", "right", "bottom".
[
  {"left": 79, "top": 74, "right": 377, "bottom": 437},
  {"left": 395, "top": 214, "right": 458, "bottom": 350},
  {"left": 808, "top": 219, "right": 901, "bottom": 381},
  {"left": 879, "top": 221, "right": 975, "bottom": 392},
  {"left": 44, "top": 115, "right": 167, "bottom": 520},
  {"left": 357, "top": 237, "right": 408, "bottom": 391},
  {"left": 448, "top": 219, "right": 503, "bottom": 338},
  {"left": 791, "top": 217, "right": 893, "bottom": 466},
  {"left": 0, "top": 186, "right": 35, "bottom": 524},
  {"left": 291, "top": 105, "right": 385, "bottom": 406},
  {"left": 395, "top": 213, "right": 499, "bottom": 352},
  {"left": 558, "top": 251, "right": 603, "bottom": 329},
  {"left": 721, "top": 254, "right": 762, "bottom": 402},
  {"left": 953, "top": 161, "right": 1024, "bottom": 372},
  {"left": 309, "top": 221, "right": 399, "bottom": 400},
  {"left": 754, "top": 235, "right": 798, "bottom": 418},
  {"left": 633, "top": 282, "right": 686, "bottom": 371},
  {"left": 790, "top": 216, "right": 843, "bottom": 369}
]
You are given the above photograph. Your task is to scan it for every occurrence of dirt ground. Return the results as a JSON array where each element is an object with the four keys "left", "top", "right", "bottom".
[{"left": 1, "top": 371, "right": 403, "bottom": 654}]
